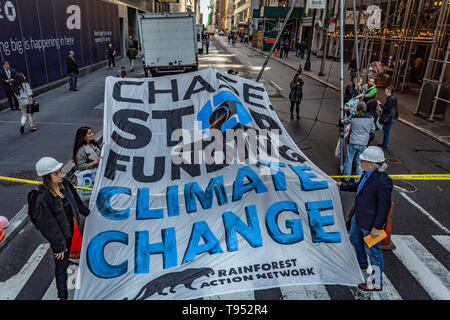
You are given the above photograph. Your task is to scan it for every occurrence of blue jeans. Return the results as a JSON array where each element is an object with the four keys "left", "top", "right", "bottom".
[
  {"left": 69, "top": 72, "right": 77, "bottom": 90},
  {"left": 382, "top": 118, "right": 396, "bottom": 148},
  {"left": 296, "top": 49, "right": 301, "bottom": 56},
  {"left": 108, "top": 56, "right": 115, "bottom": 68},
  {"left": 343, "top": 144, "right": 366, "bottom": 182},
  {"left": 349, "top": 215, "right": 384, "bottom": 288}
]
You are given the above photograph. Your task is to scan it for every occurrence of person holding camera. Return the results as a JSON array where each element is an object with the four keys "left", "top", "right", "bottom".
[{"left": 289, "top": 73, "right": 304, "bottom": 120}]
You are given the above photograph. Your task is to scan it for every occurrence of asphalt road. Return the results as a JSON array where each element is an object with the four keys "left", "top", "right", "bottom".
[{"left": 0, "top": 38, "right": 448, "bottom": 300}]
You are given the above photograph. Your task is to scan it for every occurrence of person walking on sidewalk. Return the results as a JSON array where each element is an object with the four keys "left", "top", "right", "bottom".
[
  {"left": 289, "top": 73, "right": 304, "bottom": 120},
  {"left": 106, "top": 43, "right": 116, "bottom": 69},
  {"left": 29, "top": 157, "right": 90, "bottom": 300},
  {"left": 341, "top": 101, "right": 375, "bottom": 182},
  {"left": 12, "top": 73, "right": 37, "bottom": 134},
  {"left": 126, "top": 44, "right": 137, "bottom": 72},
  {"left": 377, "top": 87, "right": 398, "bottom": 149},
  {"left": 232, "top": 33, "right": 237, "bottom": 47},
  {"left": 67, "top": 51, "right": 80, "bottom": 91},
  {"left": 295, "top": 39, "right": 300, "bottom": 57},
  {"left": 336, "top": 146, "right": 392, "bottom": 292},
  {"left": 283, "top": 39, "right": 290, "bottom": 58},
  {"left": 0, "top": 61, "right": 19, "bottom": 110},
  {"left": 205, "top": 37, "right": 210, "bottom": 54}
]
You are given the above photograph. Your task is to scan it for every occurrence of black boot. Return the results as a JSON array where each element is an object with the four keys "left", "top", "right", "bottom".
[
  {"left": 20, "top": 125, "right": 24, "bottom": 134},
  {"left": 296, "top": 114, "right": 300, "bottom": 120},
  {"left": 290, "top": 114, "right": 294, "bottom": 119}
]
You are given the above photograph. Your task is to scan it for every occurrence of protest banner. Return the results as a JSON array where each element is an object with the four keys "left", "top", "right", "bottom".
[{"left": 74, "top": 68, "right": 364, "bottom": 300}]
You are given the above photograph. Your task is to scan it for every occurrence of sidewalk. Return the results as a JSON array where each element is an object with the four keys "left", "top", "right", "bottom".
[{"left": 237, "top": 38, "right": 450, "bottom": 148}]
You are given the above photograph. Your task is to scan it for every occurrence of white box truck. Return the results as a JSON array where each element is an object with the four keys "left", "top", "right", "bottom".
[
  {"left": 196, "top": 24, "right": 204, "bottom": 54},
  {"left": 138, "top": 12, "right": 198, "bottom": 77}
]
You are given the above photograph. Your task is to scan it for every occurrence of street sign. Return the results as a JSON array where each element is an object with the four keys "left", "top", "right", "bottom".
[{"left": 308, "top": 0, "right": 326, "bottom": 9}]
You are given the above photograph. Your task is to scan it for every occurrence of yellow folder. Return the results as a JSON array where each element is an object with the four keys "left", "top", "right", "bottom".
[{"left": 364, "top": 230, "right": 387, "bottom": 248}]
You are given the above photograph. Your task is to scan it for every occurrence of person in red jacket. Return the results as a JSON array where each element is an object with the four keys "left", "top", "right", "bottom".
[{"left": 336, "top": 146, "right": 393, "bottom": 292}]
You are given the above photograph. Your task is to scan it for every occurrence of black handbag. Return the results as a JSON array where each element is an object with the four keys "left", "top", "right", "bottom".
[
  {"left": 27, "top": 99, "right": 40, "bottom": 114},
  {"left": 379, "top": 111, "right": 392, "bottom": 125},
  {"left": 346, "top": 207, "right": 354, "bottom": 232}
]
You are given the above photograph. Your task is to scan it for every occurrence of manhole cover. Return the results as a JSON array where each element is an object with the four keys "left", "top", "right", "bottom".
[
  {"left": 0, "top": 171, "right": 38, "bottom": 187},
  {"left": 393, "top": 180, "right": 417, "bottom": 193},
  {"left": 386, "top": 158, "right": 402, "bottom": 164}
]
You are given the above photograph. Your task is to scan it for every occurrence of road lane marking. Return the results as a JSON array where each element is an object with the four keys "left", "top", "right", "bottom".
[
  {"left": 349, "top": 272, "right": 402, "bottom": 300},
  {"left": 280, "top": 284, "right": 330, "bottom": 300},
  {"left": 0, "top": 243, "right": 50, "bottom": 300},
  {"left": 399, "top": 192, "right": 450, "bottom": 234},
  {"left": 42, "top": 279, "right": 57, "bottom": 300},
  {"left": 432, "top": 235, "right": 450, "bottom": 253},
  {"left": 392, "top": 235, "right": 450, "bottom": 300},
  {"left": 204, "top": 290, "right": 256, "bottom": 300}
]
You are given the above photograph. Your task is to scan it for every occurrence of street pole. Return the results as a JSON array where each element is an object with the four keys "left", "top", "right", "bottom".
[
  {"left": 304, "top": 9, "right": 316, "bottom": 71},
  {"left": 256, "top": 0, "right": 299, "bottom": 82},
  {"left": 339, "top": 0, "right": 345, "bottom": 174},
  {"left": 318, "top": 2, "right": 329, "bottom": 76},
  {"left": 352, "top": 0, "right": 360, "bottom": 82}
]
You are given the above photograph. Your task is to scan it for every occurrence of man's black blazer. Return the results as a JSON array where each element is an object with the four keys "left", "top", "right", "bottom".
[
  {"left": 341, "top": 170, "right": 393, "bottom": 231},
  {"left": 0, "top": 68, "right": 17, "bottom": 90}
]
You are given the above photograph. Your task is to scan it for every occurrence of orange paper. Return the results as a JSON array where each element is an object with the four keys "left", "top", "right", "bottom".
[{"left": 364, "top": 230, "right": 387, "bottom": 248}]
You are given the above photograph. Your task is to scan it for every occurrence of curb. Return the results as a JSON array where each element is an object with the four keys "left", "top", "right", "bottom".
[{"left": 244, "top": 44, "right": 450, "bottom": 148}]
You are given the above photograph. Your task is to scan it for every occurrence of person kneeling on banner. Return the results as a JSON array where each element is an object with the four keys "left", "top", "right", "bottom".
[
  {"left": 28, "top": 157, "right": 90, "bottom": 300},
  {"left": 336, "top": 146, "right": 392, "bottom": 292},
  {"left": 73, "top": 126, "right": 103, "bottom": 203}
]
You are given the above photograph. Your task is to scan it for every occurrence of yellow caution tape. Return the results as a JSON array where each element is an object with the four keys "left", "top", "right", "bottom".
[
  {"left": 330, "top": 174, "right": 450, "bottom": 180},
  {"left": 1, "top": 174, "right": 449, "bottom": 194},
  {"left": 0, "top": 176, "right": 93, "bottom": 192}
]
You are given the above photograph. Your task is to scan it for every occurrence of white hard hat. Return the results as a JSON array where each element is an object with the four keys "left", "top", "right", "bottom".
[
  {"left": 0, "top": 216, "right": 9, "bottom": 229},
  {"left": 35, "top": 157, "right": 63, "bottom": 177},
  {"left": 359, "top": 146, "right": 385, "bottom": 163}
]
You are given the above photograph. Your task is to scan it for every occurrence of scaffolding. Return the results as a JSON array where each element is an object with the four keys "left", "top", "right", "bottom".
[{"left": 324, "top": 0, "right": 449, "bottom": 120}]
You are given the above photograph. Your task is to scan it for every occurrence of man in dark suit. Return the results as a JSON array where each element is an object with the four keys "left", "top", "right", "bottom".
[
  {"left": 67, "top": 51, "right": 80, "bottom": 91},
  {"left": 336, "top": 146, "right": 393, "bottom": 292},
  {"left": 0, "top": 61, "right": 19, "bottom": 110}
]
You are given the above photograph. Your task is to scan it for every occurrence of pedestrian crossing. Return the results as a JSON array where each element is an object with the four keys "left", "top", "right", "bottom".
[{"left": 1, "top": 235, "right": 449, "bottom": 300}]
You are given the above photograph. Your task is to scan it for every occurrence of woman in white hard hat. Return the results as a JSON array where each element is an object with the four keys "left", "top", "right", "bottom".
[
  {"left": 336, "top": 146, "right": 393, "bottom": 292},
  {"left": 28, "top": 157, "right": 90, "bottom": 300}
]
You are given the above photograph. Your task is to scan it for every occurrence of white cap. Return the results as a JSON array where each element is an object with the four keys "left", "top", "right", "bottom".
[
  {"left": 35, "top": 157, "right": 63, "bottom": 177},
  {"left": 360, "top": 146, "right": 385, "bottom": 163}
]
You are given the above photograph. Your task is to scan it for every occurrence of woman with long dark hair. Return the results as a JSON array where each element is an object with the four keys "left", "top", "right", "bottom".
[
  {"left": 289, "top": 73, "right": 304, "bottom": 120},
  {"left": 72, "top": 127, "right": 102, "bottom": 171},
  {"left": 30, "top": 157, "right": 90, "bottom": 300},
  {"left": 12, "top": 73, "right": 37, "bottom": 134}
]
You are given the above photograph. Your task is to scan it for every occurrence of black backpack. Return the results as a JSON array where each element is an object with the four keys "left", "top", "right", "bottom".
[{"left": 27, "top": 188, "right": 41, "bottom": 230}]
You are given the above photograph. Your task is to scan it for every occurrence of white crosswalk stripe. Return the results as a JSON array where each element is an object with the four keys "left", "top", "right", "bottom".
[
  {"left": 433, "top": 235, "right": 450, "bottom": 253},
  {"left": 204, "top": 290, "right": 256, "bottom": 300},
  {"left": 4, "top": 235, "right": 450, "bottom": 300},
  {"left": 0, "top": 243, "right": 50, "bottom": 300},
  {"left": 349, "top": 273, "right": 402, "bottom": 300},
  {"left": 280, "top": 284, "right": 330, "bottom": 300},
  {"left": 391, "top": 235, "right": 450, "bottom": 300}
]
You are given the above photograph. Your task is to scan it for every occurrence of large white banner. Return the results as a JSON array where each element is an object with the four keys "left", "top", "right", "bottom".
[{"left": 74, "top": 68, "right": 364, "bottom": 300}]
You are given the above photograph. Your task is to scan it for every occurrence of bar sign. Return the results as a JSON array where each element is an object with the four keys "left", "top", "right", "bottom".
[{"left": 308, "top": 0, "right": 327, "bottom": 9}]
